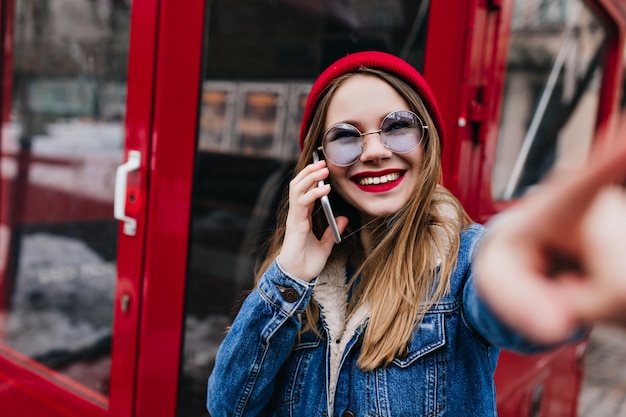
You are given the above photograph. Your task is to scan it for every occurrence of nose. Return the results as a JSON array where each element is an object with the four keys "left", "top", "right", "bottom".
[{"left": 359, "top": 131, "right": 392, "bottom": 163}]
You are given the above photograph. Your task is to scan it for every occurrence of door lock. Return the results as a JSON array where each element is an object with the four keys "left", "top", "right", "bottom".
[{"left": 120, "top": 294, "right": 131, "bottom": 313}]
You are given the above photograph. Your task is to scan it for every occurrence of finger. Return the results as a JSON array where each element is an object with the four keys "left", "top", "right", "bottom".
[
  {"left": 290, "top": 160, "right": 328, "bottom": 191},
  {"left": 291, "top": 170, "right": 329, "bottom": 203},
  {"left": 531, "top": 126, "right": 626, "bottom": 218},
  {"left": 287, "top": 164, "right": 330, "bottom": 220},
  {"left": 506, "top": 131, "right": 626, "bottom": 255},
  {"left": 563, "top": 186, "right": 626, "bottom": 322},
  {"left": 319, "top": 216, "right": 349, "bottom": 247}
]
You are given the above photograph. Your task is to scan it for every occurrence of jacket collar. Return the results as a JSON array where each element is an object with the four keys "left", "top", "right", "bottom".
[{"left": 312, "top": 196, "right": 460, "bottom": 406}]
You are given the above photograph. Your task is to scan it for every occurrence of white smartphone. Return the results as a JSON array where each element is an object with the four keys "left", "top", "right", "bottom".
[{"left": 312, "top": 151, "right": 342, "bottom": 244}]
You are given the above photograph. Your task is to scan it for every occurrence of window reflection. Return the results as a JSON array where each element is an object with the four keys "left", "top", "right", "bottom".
[
  {"left": 493, "top": 0, "right": 606, "bottom": 199},
  {"left": 237, "top": 90, "right": 282, "bottom": 157},
  {"left": 199, "top": 82, "right": 236, "bottom": 152},
  {"left": 0, "top": 0, "right": 131, "bottom": 397},
  {"left": 199, "top": 82, "right": 310, "bottom": 160},
  {"left": 181, "top": 0, "right": 430, "bottom": 416}
]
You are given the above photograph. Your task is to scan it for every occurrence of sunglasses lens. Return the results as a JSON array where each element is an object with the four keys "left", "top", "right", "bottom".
[
  {"left": 381, "top": 111, "right": 423, "bottom": 153},
  {"left": 323, "top": 124, "right": 363, "bottom": 166},
  {"left": 321, "top": 111, "right": 425, "bottom": 166}
]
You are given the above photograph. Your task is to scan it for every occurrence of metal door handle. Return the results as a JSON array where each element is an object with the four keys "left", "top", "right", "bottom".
[{"left": 114, "top": 150, "right": 141, "bottom": 236}]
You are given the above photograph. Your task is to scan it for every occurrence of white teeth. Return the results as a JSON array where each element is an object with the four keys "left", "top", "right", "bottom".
[{"left": 358, "top": 172, "right": 401, "bottom": 186}]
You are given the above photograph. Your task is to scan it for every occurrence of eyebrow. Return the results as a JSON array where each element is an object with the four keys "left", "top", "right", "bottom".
[
  {"left": 328, "top": 116, "right": 384, "bottom": 132},
  {"left": 340, "top": 119, "right": 364, "bottom": 129}
]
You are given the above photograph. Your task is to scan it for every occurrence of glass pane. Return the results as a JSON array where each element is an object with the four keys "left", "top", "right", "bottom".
[
  {"left": 0, "top": 0, "right": 132, "bottom": 398},
  {"left": 493, "top": 0, "right": 606, "bottom": 200},
  {"left": 179, "top": 0, "right": 430, "bottom": 416}
]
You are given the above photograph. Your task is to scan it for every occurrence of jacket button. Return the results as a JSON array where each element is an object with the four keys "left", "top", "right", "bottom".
[
  {"left": 277, "top": 286, "right": 299, "bottom": 302},
  {"left": 342, "top": 411, "right": 355, "bottom": 417}
]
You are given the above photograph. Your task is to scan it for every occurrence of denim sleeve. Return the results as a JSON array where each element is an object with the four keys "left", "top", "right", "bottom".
[
  {"left": 207, "top": 259, "right": 316, "bottom": 417},
  {"left": 462, "top": 231, "right": 588, "bottom": 354},
  {"left": 463, "top": 274, "right": 552, "bottom": 353}
]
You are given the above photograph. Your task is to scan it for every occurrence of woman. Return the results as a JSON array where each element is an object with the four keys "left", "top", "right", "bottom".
[{"left": 207, "top": 51, "right": 625, "bottom": 416}]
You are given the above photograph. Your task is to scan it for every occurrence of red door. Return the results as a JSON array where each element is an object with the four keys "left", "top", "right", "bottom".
[
  {"left": 425, "top": 0, "right": 625, "bottom": 416},
  {"left": 0, "top": 0, "right": 204, "bottom": 416},
  {"left": 0, "top": 0, "right": 143, "bottom": 415}
]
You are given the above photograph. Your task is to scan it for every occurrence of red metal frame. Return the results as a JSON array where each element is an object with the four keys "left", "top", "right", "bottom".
[
  {"left": 131, "top": 1, "right": 205, "bottom": 416},
  {"left": 423, "top": 0, "right": 475, "bottom": 201},
  {"left": 0, "top": 0, "right": 163, "bottom": 415},
  {"left": 495, "top": 347, "right": 587, "bottom": 416},
  {"left": 0, "top": 0, "right": 10, "bottom": 126},
  {"left": 590, "top": 0, "right": 626, "bottom": 142},
  {"left": 425, "top": 0, "right": 513, "bottom": 219},
  {"left": 109, "top": 0, "right": 161, "bottom": 416},
  {"left": 0, "top": 0, "right": 15, "bottom": 324},
  {"left": 0, "top": 347, "right": 108, "bottom": 416}
]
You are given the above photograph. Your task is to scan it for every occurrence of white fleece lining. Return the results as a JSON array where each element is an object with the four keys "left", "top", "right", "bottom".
[
  {"left": 312, "top": 198, "right": 458, "bottom": 414},
  {"left": 312, "top": 257, "right": 352, "bottom": 412}
]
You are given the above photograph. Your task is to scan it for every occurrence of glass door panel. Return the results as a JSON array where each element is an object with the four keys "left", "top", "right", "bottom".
[
  {"left": 0, "top": 0, "right": 131, "bottom": 399},
  {"left": 492, "top": 0, "right": 607, "bottom": 199},
  {"left": 178, "top": 1, "right": 431, "bottom": 416}
]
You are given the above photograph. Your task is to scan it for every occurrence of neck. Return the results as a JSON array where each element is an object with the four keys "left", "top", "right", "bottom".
[{"left": 359, "top": 214, "right": 383, "bottom": 254}]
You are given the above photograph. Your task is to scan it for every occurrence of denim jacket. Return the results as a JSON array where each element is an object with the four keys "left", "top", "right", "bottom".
[{"left": 207, "top": 224, "right": 550, "bottom": 416}]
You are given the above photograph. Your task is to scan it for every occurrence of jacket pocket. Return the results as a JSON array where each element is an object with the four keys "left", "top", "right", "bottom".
[
  {"left": 392, "top": 312, "right": 446, "bottom": 368},
  {"left": 272, "top": 331, "right": 322, "bottom": 408},
  {"left": 367, "top": 312, "right": 447, "bottom": 417}
]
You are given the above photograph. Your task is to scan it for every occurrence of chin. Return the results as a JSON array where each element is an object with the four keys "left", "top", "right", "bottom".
[{"left": 360, "top": 205, "right": 403, "bottom": 219}]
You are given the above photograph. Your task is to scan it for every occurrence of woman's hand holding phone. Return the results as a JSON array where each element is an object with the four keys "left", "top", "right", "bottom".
[
  {"left": 312, "top": 152, "right": 342, "bottom": 244},
  {"left": 277, "top": 156, "right": 348, "bottom": 282}
]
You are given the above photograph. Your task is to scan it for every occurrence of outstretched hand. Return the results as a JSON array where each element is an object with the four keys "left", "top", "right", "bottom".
[{"left": 474, "top": 118, "right": 626, "bottom": 345}]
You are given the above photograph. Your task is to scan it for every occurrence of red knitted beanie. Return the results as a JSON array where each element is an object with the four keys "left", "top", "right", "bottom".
[{"left": 299, "top": 51, "right": 445, "bottom": 151}]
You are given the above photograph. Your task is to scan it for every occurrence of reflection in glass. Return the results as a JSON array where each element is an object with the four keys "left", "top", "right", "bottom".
[
  {"left": 198, "top": 82, "right": 236, "bottom": 152},
  {"left": 493, "top": 0, "right": 606, "bottom": 199},
  {"left": 179, "top": 0, "right": 431, "bottom": 416},
  {"left": 0, "top": 0, "right": 131, "bottom": 398},
  {"left": 236, "top": 89, "right": 285, "bottom": 157}
]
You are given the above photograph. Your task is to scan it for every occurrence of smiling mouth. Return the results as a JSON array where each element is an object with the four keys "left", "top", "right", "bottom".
[{"left": 357, "top": 172, "right": 401, "bottom": 186}]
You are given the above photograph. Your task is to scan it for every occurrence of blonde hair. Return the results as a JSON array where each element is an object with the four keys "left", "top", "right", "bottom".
[{"left": 256, "top": 68, "right": 471, "bottom": 370}]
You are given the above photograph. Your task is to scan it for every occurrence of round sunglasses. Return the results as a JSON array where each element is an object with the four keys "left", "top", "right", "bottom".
[{"left": 319, "top": 110, "right": 428, "bottom": 167}]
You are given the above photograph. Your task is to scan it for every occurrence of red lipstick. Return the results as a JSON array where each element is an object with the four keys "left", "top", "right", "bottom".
[{"left": 350, "top": 169, "right": 405, "bottom": 193}]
